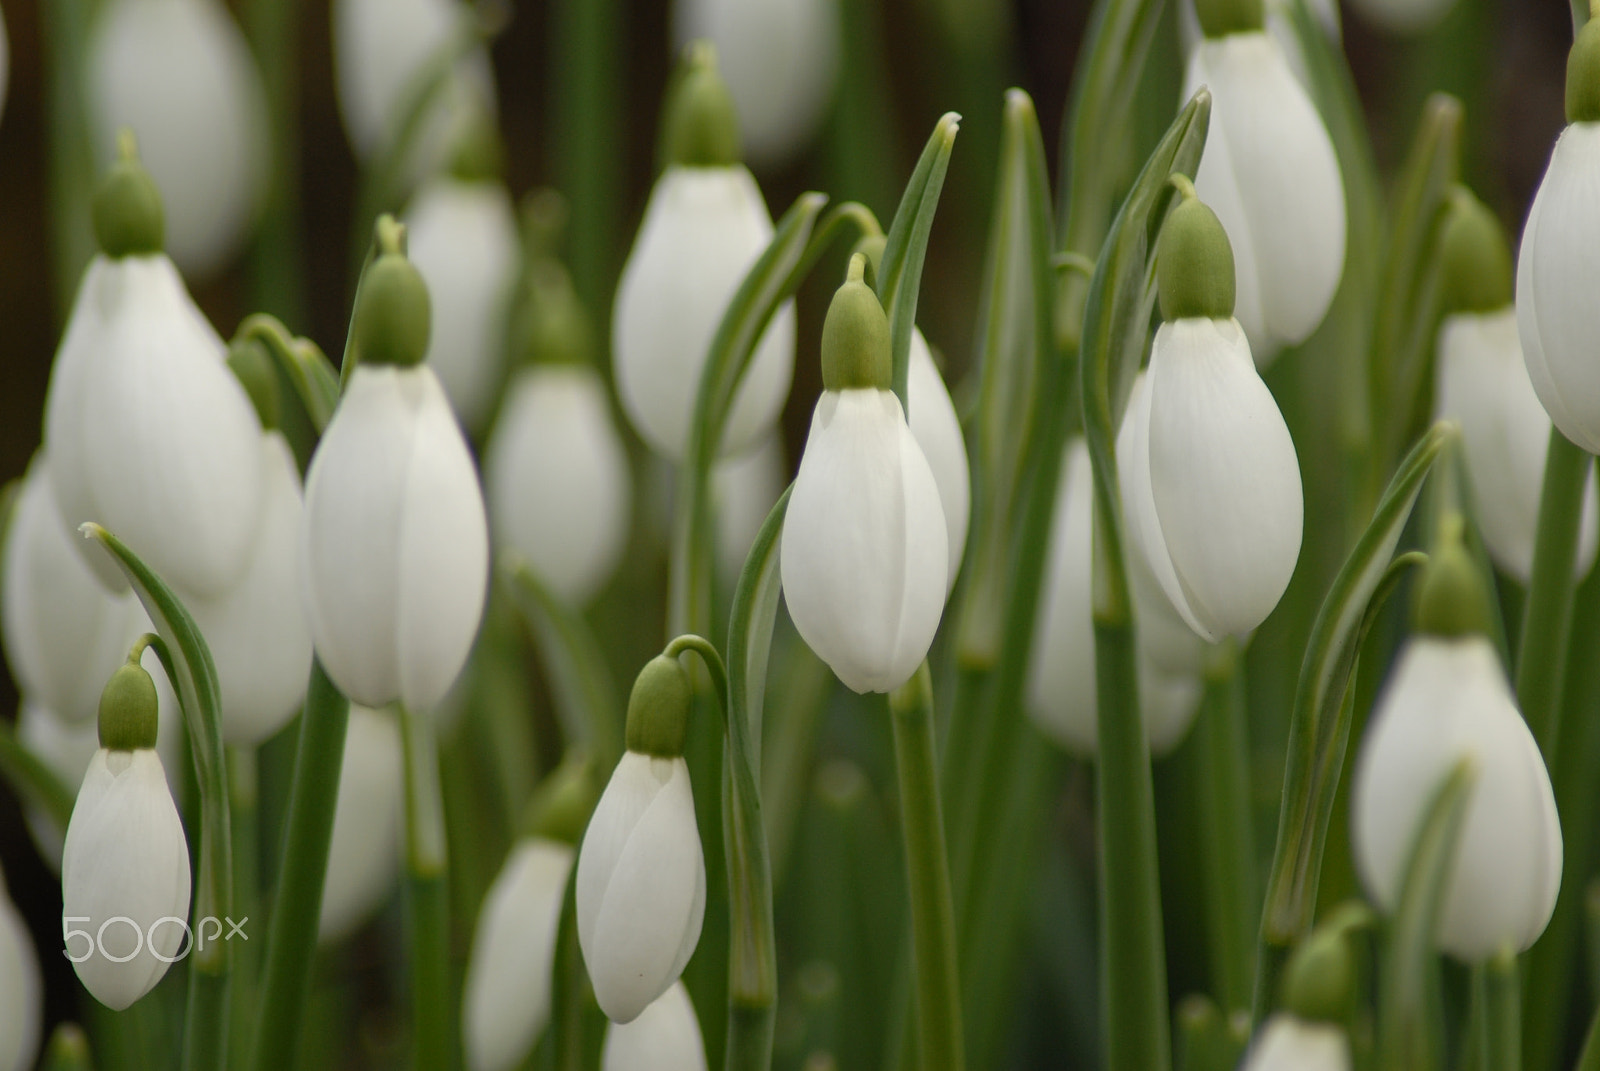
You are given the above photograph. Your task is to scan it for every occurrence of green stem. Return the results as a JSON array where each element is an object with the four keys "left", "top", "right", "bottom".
[
  {"left": 1485, "top": 951, "right": 1522, "bottom": 1071},
  {"left": 41, "top": 0, "right": 96, "bottom": 324},
  {"left": 1516, "top": 429, "right": 1590, "bottom": 757},
  {"left": 548, "top": 0, "right": 620, "bottom": 318},
  {"left": 183, "top": 971, "right": 231, "bottom": 1071},
  {"left": 399, "top": 702, "right": 451, "bottom": 1071},
  {"left": 227, "top": 748, "right": 260, "bottom": 1071},
  {"left": 1578, "top": 1000, "right": 1600, "bottom": 1071},
  {"left": 889, "top": 663, "right": 965, "bottom": 1071},
  {"left": 251, "top": 661, "right": 350, "bottom": 1071},
  {"left": 244, "top": 0, "right": 305, "bottom": 324},
  {"left": 1196, "top": 641, "right": 1257, "bottom": 1014}
]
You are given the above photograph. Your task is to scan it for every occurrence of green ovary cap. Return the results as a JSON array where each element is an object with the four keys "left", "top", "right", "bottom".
[
  {"left": 1569, "top": 17, "right": 1600, "bottom": 123},
  {"left": 1281, "top": 927, "right": 1355, "bottom": 1024},
  {"left": 227, "top": 336, "right": 283, "bottom": 431},
  {"left": 1157, "top": 189, "right": 1237, "bottom": 322},
  {"left": 1415, "top": 514, "right": 1495, "bottom": 640},
  {"left": 519, "top": 752, "right": 598, "bottom": 844},
  {"left": 92, "top": 130, "right": 165, "bottom": 259},
  {"left": 661, "top": 41, "right": 742, "bottom": 169},
  {"left": 518, "top": 261, "right": 595, "bottom": 368},
  {"left": 355, "top": 219, "right": 432, "bottom": 368},
  {"left": 448, "top": 106, "right": 505, "bottom": 184},
  {"left": 821, "top": 254, "right": 892, "bottom": 391},
  {"left": 1195, "top": 0, "right": 1265, "bottom": 37},
  {"left": 98, "top": 659, "right": 159, "bottom": 752},
  {"left": 851, "top": 235, "right": 887, "bottom": 289},
  {"left": 624, "top": 654, "right": 693, "bottom": 758},
  {"left": 1438, "top": 188, "right": 1512, "bottom": 315}
]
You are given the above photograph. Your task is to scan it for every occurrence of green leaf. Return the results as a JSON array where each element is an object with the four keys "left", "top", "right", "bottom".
[{"left": 235, "top": 314, "right": 341, "bottom": 434}]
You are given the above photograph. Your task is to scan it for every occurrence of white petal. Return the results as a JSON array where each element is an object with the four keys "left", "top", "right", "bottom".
[
  {"left": 612, "top": 166, "right": 795, "bottom": 460},
  {"left": 600, "top": 981, "right": 709, "bottom": 1071},
  {"left": 0, "top": 880, "right": 41, "bottom": 1071},
  {"left": 1147, "top": 318, "right": 1303, "bottom": 639},
  {"left": 87, "top": 0, "right": 268, "bottom": 278},
  {"left": 907, "top": 330, "right": 971, "bottom": 594},
  {"left": 1026, "top": 438, "right": 1097, "bottom": 754},
  {"left": 61, "top": 749, "right": 191, "bottom": 1010},
  {"left": 405, "top": 179, "right": 520, "bottom": 430},
  {"left": 1242, "top": 1014, "right": 1350, "bottom": 1071},
  {"left": 319, "top": 705, "right": 404, "bottom": 942},
  {"left": 713, "top": 433, "right": 786, "bottom": 590},
  {"left": 1517, "top": 124, "right": 1600, "bottom": 455},
  {"left": 462, "top": 838, "right": 574, "bottom": 1071},
  {"left": 780, "top": 390, "right": 948, "bottom": 694},
  {"left": 189, "top": 433, "right": 312, "bottom": 745},
  {"left": 1186, "top": 33, "right": 1346, "bottom": 354},
  {"left": 1141, "top": 665, "right": 1203, "bottom": 756},
  {"left": 485, "top": 365, "right": 632, "bottom": 605}
]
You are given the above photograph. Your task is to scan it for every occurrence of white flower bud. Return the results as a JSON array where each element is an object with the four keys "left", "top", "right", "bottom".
[
  {"left": 576, "top": 752, "right": 705, "bottom": 1024},
  {"left": 674, "top": 0, "right": 839, "bottom": 168},
  {"left": 462, "top": 837, "right": 575, "bottom": 1071},
  {"left": 612, "top": 166, "right": 796, "bottom": 460},
  {"left": 405, "top": 177, "right": 520, "bottom": 430},
  {"left": 319, "top": 704, "right": 403, "bottom": 942},
  {"left": 86, "top": 0, "right": 268, "bottom": 278},
  {"left": 301, "top": 363, "right": 489, "bottom": 712},
  {"left": 780, "top": 389, "right": 948, "bottom": 694},
  {"left": 1434, "top": 307, "right": 1598, "bottom": 584},
  {"left": 61, "top": 748, "right": 190, "bottom": 1010},
  {"left": 713, "top": 434, "right": 786, "bottom": 590},
  {"left": 485, "top": 364, "right": 632, "bottom": 606},
  {"left": 0, "top": 870, "right": 41, "bottom": 1071},
  {"left": 600, "top": 981, "right": 708, "bottom": 1071},
  {"left": 1241, "top": 1014, "right": 1350, "bottom": 1071},
  {"left": 907, "top": 330, "right": 971, "bottom": 595},
  {"left": 44, "top": 254, "right": 266, "bottom": 597},
  {"left": 1517, "top": 124, "right": 1600, "bottom": 455},
  {"left": 1183, "top": 32, "right": 1346, "bottom": 363},
  {"left": 1352, "top": 635, "right": 1562, "bottom": 961}
]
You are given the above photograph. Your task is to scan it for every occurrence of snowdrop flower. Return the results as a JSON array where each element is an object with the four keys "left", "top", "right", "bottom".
[
  {"left": 86, "top": 0, "right": 268, "bottom": 278},
  {"left": 1516, "top": 21, "right": 1600, "bottom": 455},
  {"left": 577, "top": 655, "right": 706, "bottom": 1023},
  {"left": 907, "top": 330, "right": 971, "bottom": 594},
  {"left": 302, "top": 221, "right": 489, "bottom": 712},
  {"left": 780, "top": 255, "right": 947, "bottom": 694},
  {"left": 44, "top": 140, "right": 265, "bottom": 597},
  {"left": 1433, "top": 189, "right": 1597, "bottom": 584},
  {"left": 714, "top": 433, "right": 786, "bottom": 589},
  {"left": 319, "top": 704, "right": 403, "bottom": 942},
  {"left": 601, "top": 981, "right": 708, "bottom": 1071},
  {"left": 613, "top": 44, "right": 795, "bottom": 460},
  {"left": 1242, "top": 1016, "right": 1350, "bottom": 1071},
  {"left": 1027, "top": 439, "right": 1204, "bottom": 756},
  {"left": 1183, "top": 0, "right": 1345, "bottom": 364},
  {"left": 1120, "top": 189, "right": 1303, "bottom": 643},
  {"left": 1346, "top": 0, "right": 1455, "bottom": 35},
  {"left": 485, "top": 262, "right": 631, "bottom": 605},
  {"left": 62, "top": 656, "right": 191, "bottom": 1010},
  {"left": 674, "top": 0, "right": 839, "bottom": 168},
  {"left": 0, "top": 866, "right": 41, "bottom": 1071},
  {"left": 1352, "top": 520, "right": 1562, "bottom": 961}
]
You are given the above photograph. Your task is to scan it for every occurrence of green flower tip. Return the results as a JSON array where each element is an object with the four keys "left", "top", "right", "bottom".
[
  {"left": 1415, "top": 513, "right": 1495, "bottom": 640},
  {"left": 821, "top": 253, "right": 892, "bottom": 391},
  {"left": 1157, "top": 180, "right": 1236, "bottom": 323},
  {"left": 44, "top": 1023, "right": 93, "bottom": 1071},
  {"left": 92, "top": 129, "right": 165, "bottom": 259},
  {"left": 520, "top": 752, "right": 598, "bottom": 844},
  {"left": 227, "top": 336, "right": 283, "bottom": 431},
  {"left": 520, "top": 188, "right": 568, "bottom": 260},
  {"left": 850, "top": 235, "right": 887, "bottom": 289},
  {"left": 448, "top": 104, "right": 505, "bottom": 184},
  {"left": 1569, "top": 16, "right": 1600, "bottom": 123},
  {"left": 355, "top": 218, "right": 431, "bottom": 368},
  {"left": 1195, "top": 0, "right": 1265, "bottom": 38},
  {"left": 98, "top": 655, "right": 160, "bottom": 752},
  {"left": 1281, "top": 926, "right": 1355, "bottom": 1024},
  {"left": 1438, "top": 187, "right": 1512, "bottom": 315},
  {"left": 661, "top": 40, "right": 742, "bottom": 169},
  {"left": 518, "top": 261, "right": 594, "bottom": 368},
  {"left": 624, "top": 653, "right": 693, "bottom": 758}
]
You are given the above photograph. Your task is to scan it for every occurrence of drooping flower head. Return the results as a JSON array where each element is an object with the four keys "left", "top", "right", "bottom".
[
  {"left": 317, "top": 704, "right": 404, "bottom": 943},
  {"left": 600, "top": 981, "right": 709, "bottom": 1071}
]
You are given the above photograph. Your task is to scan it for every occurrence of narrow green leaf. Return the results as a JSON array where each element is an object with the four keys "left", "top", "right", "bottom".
[
  {"left": 235, "top": 314, "right": 340, "bottom": 434},
  {"left": 727, "top": 486, "right": 791, "bottom": 766}
]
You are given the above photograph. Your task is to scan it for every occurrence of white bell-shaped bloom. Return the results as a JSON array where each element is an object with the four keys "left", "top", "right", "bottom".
[
  {"left": 1184, "top": 32, "right": 1346, "bottom": 363},
  {"left": 674, "top": 0, "right": 839, "bottom": 168},
  {"left": 301, "top": 363, "right": 489, "bottom": 712},
  {"left": 319, "top": 704, "right": 403, "bottom": 941},
  {"left": 189, "top": 432, "right": 312, "bottom": 746},
  {"left": 1179, "top": 0, "right": 1341, "bottom": 63},
  {"left": 576, "top": 752, "right": 705, "bottom": 1024},
  {"left": 1517, "top": 124, "right": 1600, "bottom": 455},
  {"left": 713, "top": 433, "right": 786, "bottom": 589},
  {"left": 600, "top": 981, "right": 708, "bottom": 1071},
  {"left": 1435, "top": 307, "right": 1598, "bottom": 584},
  {"left": 44, "top": 254, "right": 265, "bottom": 597},
  {"left": 1352, "top": 634, "right": 1562, "bottom": 960},
  {"left": 780, "top": 388, "right": 948, "bottom": 694},
  {"left": 1027, "top": 439, "right": 1204, "bottom": 755},
  {"left": 405, "top": 177, "right": 520, "bottom": 430},
  {"left": 613, "top": 166, "right": 796, "bottom": 460},
  {"left": 1241, "top": 1014, "right": 1350, "bottom": 1071},
  {"left": 462, "top": 837, "right": 575, "bottom": 1071},
  {"left": 1119, "top": 326, "right": 1303, "bottom": 643},
  {"left": 86, "top": 0, "right": 268, "bottom": 278},
  {"left": 62, "top": 747, "right": 191, "bottom": 1009},
  {"left": 907, "top": 330, "right": 971, "bottom": 594},
  {"left": 3, "top": 456, "right": 144, "bottom": 724},
  {"left": 1345, "top": 0, "right": 1454, "bottom": 35},
  {"left": 485, "top": 364, "right": 632, "bottom": 605},
  {"left": 0, "top": 869, "right": 41, "bottom": 1071}
]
